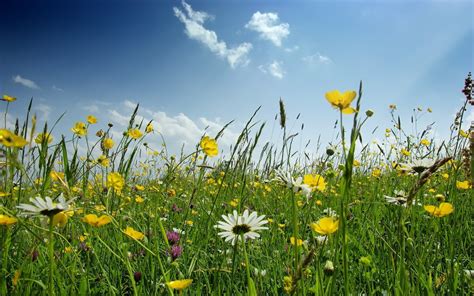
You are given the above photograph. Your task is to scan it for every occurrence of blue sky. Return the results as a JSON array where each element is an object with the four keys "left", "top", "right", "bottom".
[{"left": 1, "top": 0, "right": 472, "bottom": 155}]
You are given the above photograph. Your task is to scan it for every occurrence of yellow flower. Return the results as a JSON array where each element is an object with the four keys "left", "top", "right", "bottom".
[
  {"left": 123, "top": 226, "right": 145, "bottom": 240},
  {"left": 186, "top": 220, "right": 193, "bottom": 226},
  {"left": 97, "top": 155, "right": 110, "bottom": 167},
  {"left": 135, "top": 184, "right": 145, "bottom": 191},
  {"left": 127, "top": 128, "right": 143, "bottom": 140},
  {"left": 87, "top": 115, "right": 97, "bottom": 124},
  {"left": 102, "top": 138, "right": 114, "bottom": 150},
  {"left": 166, "top": 279, "right": 193, "bottom": 291},
  {"left": 290, "top": 237, "right": 303, "bottom": 246},
  {"left": 459, "top": 130, "right": 468, "bottom": 138},
  {"left": 401, "top": 148, "right": 410, "bottom": 156},
  {"left": 50, "top": 171, "right": 65, "bottom": 182},
  {"left": 145, "top": 123, "right": 154, "bottom": 133},
  {"left": 0, "top": 214, "right": 18, "bottom": 226},
  {"left": 135, "top": 196, "right": 145, "bottom": 203},
  {"left": 71, "top": 122, "right": 87, "bottom": 136},
  {"left": 353, "top": 160, "right": 361, "bottom": 167},
  {"left": 107, "top": 172, "right": 125, "bottom": 191},
  {"left": 389, "top": 104, "right": 397, "bottom": 110},
  {"left": 427, "top": 108, "right": 432, "bottom": 113},
  {"left": 35, "top": 132, "right": 53, "bottom": 144},
  {"left": 52, "top": 212, "right": 68, "bottom": 227},
  {"left": 371, "top": 168, "right": 381, "bottom": 178},
  {"left": 441, "top": 173, "right": 449, "bottom": 180},
  {"left": 94, "top": 205, "right": 107, "bottom": 212},
  {"left": 311, "top": 217, "right": 339, "bottom": 235},
  {"left": 424, "top": 202, "right": 454, "bottom": 217},
  {"left": 420, "top": 139, "right": 430, "bottom": 147},
  {"left": 1, "top": 95, "right": 16, "bottom": 102},
  {"left": 303, "top": 174, "right": 326, "bottom": 192},
  {"left": 12, "top": 270, "right": 20, "bottom": 287},
  {"left": 64, "top": 246, "right": 73, "bottom": 254},
  {"left": 0, "top": 129, "right": 28, "bottom": 148},
  {"left": 325, "top": 90, "right": 357, "bottom": 114},
  {"left": 82, "top": 214, "right": 112, "bottom": 227},
  {"left": 200, "top": 136, "right": 218, "bottom": 157},
  {"left": 456, "top": 180, "right": 471, "bottom": 190}
]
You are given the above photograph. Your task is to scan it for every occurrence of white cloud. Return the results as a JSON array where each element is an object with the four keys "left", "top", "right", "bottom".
[
  {"left": 174, "top": 1, "right": 252, "bottom": 68},
  {"left": 259, "top": 61, "right": 285, "bottom": 79},
  {"left": 284, "top": 45, "right": 299, "bottom": 53},
  {"left": 13, "top": 75, "right": 39, "bottom": 89},
  {"left": 245, "top": 11, "right": 290, "bottom": 47},
  {"left": 302, "top": 52, "right": 332, "bottom": 65},
  {"left": 34, "top": 103, "right": 52, "bottom": 121},
  {"left": 83, "top": 104, "right": 100, "bottom": 113},
  {"left": 52, "top": 85, "right": 64, "bottom": 92},
  {"left": 107, "top": 101, "right": 239, "bottom": 155}
]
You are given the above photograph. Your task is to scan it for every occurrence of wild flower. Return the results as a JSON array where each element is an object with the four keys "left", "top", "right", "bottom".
[
  {"left": 166, "top": 279, "right": 192, "bottom": 291},
  {"left": 102, "top": 138, "right": 114, "bottom": 150},
  {"left": 303, "top": 174, "right": 326, "bottom": 192},
  {"left": 87, "top": 115, "right": 97, "bottom": 124},
  {"left": 399, "top": 158, "right": 436, "bottom": 174},
  {"left": 1, "top": 95, "right": 16, "bottom": 102},
  {"left": 325, "top": 90, "right": 357, "bottom": 114},
  {"left": 456, "top": 180, "right": 471, "bottom": 189},
  {"left": 82, "top": 214, "right": 112, "bottom": 227},
  {"left": 127, "top": 128, "right": 143, "bottom": 139},
  {"left": 145, "top": 122, "right": 154, "bottom": 133},
  {"left": 200, "top": 136, "right": 218, "bottom": 157},
  {"left": 123, "top": 226, "right": 145, "bottom": 240},
  {"left": 35, "top": 133, "right": 53, "bottom": 144},
  {"left": 0, "top": 214, "right": 18, "bottom": 226},
  {"left": 71, "top": 122, "right": 87, "bottom": 136},
  {"left": 17, "top": 195, "right": 75, "bottom": 217},
  {"left": 215, "top": 209, "right": 268, "bottom": 245},
  {"left": 0, "top": 129, "right": 28, "bottom": 148},
  {"left": 107, "top": 172, "right": 125, "bottom": 192},
  {"left": 424, "top": 202, "right": 454, "bottom": 218},
  {"left": 310, "top": 217, "right": 339, "bottom": 235}
]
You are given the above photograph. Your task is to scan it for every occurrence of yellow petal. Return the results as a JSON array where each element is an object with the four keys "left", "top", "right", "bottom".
[
  {"left": 424, "top": 205, "right": 436, "bottom": 214},
  {"left": 341, "top": 107, "right": 356, "bottom": 114},
  {"left": 438, "top": 202, "right": 453, "bottom": 216},
  {"left": 341, "top": 91, "right": 357, "bottom": 106},
  {"left": 325, "top": 90, "right": 342, "bottom": 106}
]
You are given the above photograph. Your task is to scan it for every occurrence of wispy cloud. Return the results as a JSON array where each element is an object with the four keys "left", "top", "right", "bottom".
[
  {"left": 258, "top": 60, "right": 285, "bottom": 79},
  {"left": 174, "top": 1, "right": 252, "bottom": 68},
  {"left": 13, "top": 75, "right": 39, "bottom": 89},
  {"left": 284, "top": 45, "right": 299, "bottom": 53},
  {"left": 108, "top": 100, "right": 239, "bottom": 155},
  {"left": 34, "top": 103, "right": 52, "bottom": 121},
  {"left": 302, "top": 52, "right": 332, "bottom": 65},
  {"left": 52, "top": 85, "right": 64, "bottom": 92},
  {"left": 245, "top": 11, "right": 290, "bottom": 47}
]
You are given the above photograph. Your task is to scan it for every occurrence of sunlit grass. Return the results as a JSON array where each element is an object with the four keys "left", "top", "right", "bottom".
[{"left": 1, "top": 76, "right": 473, "bottom": 295}]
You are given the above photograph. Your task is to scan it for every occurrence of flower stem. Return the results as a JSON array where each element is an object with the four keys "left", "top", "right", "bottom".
[
  {"left": 291, "top": 191, "right": 299, "bottom": 287},
  {"left": 48, "top": 217, "right": 55, "bottom": 296},
  {"left": 241, "top": 235, "right": 256, "bottom": 296}
]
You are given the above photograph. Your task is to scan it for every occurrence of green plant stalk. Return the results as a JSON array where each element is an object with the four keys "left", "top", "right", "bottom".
[
  {"left": 1, "top": 227, "right": 11, "bottom": 295},
  {"left": 48, "top": 217, "right": 55, "bottom": 296},
  {"left": 241, "top": 235, "right": 256, "bottom": 296},
  {"left": 291, "top": 191, "right": 299, "bottom": 286}
]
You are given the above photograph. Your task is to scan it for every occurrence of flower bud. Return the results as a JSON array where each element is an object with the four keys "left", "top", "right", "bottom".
[
  {"left": 365, "top": 109, "right": 374, "bottom": 117},
  {"left": 324, "top": 260, "right": 334, "bottom": 276}
]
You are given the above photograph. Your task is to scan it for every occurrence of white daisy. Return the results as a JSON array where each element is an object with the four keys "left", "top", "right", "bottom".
[
  {"left": 384, "top": 190, "right": 420, "bottom": 207},
  {"left": 215, "top": 210, "right": 268, "bottom": 245},
  {"left": 275, "top": 169, "right": 312, "bottom": 199},
  {"left": 17, "top": 194, "right": 75, "bottom": 217},
  {"left": 399, "top": 158, "right": 436, "bottom": 174}
]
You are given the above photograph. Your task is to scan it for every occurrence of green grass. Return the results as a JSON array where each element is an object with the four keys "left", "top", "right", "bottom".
[{"left": 1, "top": 84, "right": 473, "bottom": 295}]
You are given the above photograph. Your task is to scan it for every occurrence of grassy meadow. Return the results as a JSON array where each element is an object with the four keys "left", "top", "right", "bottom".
[{"left": 1, "top": 80, "right": 473, "bottom": 295}]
